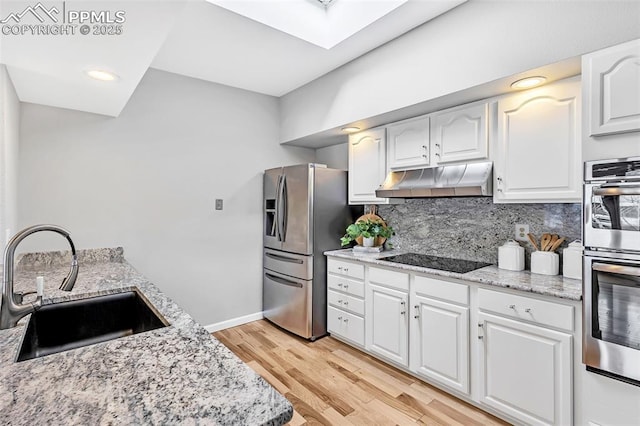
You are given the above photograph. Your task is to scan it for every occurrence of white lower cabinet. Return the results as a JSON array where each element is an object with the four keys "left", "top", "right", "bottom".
[
  {"left": 326, "top": 257, "right": 575, "bottom": 425},
  {"left": 327, "top": 258, "right": 365, "bottom": 347},
  {"left": 366, "top": 282, "right": 409, "bottom": 366},
  {"left": 410, "top": 293, "right": 469, "bottom": 394},
  {"left": 477, "top": 313, "right": 572, "bottom": 426}
]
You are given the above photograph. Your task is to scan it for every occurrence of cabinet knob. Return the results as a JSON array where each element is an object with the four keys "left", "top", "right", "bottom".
[
  {"left": 344, "top": 268, "right": 349, "bottom": 272},
  {"left": 435, "top": 153, "right": 440, "bottom": 157},
  {"left": 343, "top": 301, "right": 349, "bottom": 306},
  {"left": 508, "top": 304, "right": 516, "bottom": 309},
  {"left": 343, "top": 318, "right": 349, "bottom": 323},
  {"left": 338, "top": 266, "right": 343, "bottom": 271},
  {"left": 400, "top": 311, "right": 406, "bottom": 315},
  {"left": 497, "top": 188, "right": 503, "bottom": 192},
  {"left": 338, "top": 299, "right": 343, "bottom": 304},
  {"left": 400, "top": 301, "right": 405, "bottom": 306},
  {"left": 525, "top": 308, "right": 532, "bottom": 313},
  {"left": 414, "top": 315, "right": 419, "bottom": 319},
  {"left": 337, "top": 316, "right": 343, "bottom": 320},
  {"left": 422, "top": 145, "right": 427, "bottom": 149},
  {"left": 344, "top": 284, "right": 349, "bottom": 289},
  {"left": 497, "top": 176, "right": 503, "bottom": 182},
  {"left": 422, "top": 154, "right": 427, "bottom": 158},
  {"left": 338, "top": 283, "right": 343, "bottom": 287},
  {"left": 435, "top": 143, "right": 440, "bottom": 148}
]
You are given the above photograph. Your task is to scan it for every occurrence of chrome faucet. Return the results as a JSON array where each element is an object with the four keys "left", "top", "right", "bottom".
[{"left": 1, "top": 224, "right": 79, "bottom": 329}]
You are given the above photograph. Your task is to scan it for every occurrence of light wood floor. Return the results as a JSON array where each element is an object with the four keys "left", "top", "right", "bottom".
[{"left": 213, "top": 320, "right": 509, "bottom": 425}]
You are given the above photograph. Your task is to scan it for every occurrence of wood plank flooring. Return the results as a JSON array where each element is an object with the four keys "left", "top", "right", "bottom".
[{"left": 213, "top": 320, "right": 510, "bottom": 425}]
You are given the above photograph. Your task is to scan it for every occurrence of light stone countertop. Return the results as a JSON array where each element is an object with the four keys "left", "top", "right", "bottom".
[
  {"left": 325, "top": 249, "right": 582, "bottom": 301},
  {"left": 0, "top": 248, "right": 292, "bottom": 425}
]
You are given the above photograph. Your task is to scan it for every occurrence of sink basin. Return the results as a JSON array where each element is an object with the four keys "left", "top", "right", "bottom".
[{"left": 16, "top": 290, "right": 168, "bottom": 362}]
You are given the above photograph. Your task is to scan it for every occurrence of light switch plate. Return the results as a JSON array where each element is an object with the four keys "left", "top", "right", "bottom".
[
  {"left": 215, "top": 199, "right": 223, "bottom": 210},
  {"left": 515, "top": 224, "right": 529, "bottom": 241}
]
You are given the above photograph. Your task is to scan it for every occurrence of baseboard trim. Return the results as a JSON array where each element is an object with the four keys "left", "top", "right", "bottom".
[{"left": 204, "top": 312, "right": 264, "bottom": 333}]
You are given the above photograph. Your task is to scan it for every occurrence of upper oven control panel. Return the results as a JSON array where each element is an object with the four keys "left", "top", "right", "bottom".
[{"left": 585, "top": 156, "right": 640, "bottom": 182}]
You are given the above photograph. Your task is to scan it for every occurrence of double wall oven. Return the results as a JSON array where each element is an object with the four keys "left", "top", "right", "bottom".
[{"left": 583, "top": 157, "right": 640, "bottom": 386}]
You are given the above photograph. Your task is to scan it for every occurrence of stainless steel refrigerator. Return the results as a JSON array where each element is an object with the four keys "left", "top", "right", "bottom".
[{"left": 263, "top": 163, "right": 350, "bottom": 340}]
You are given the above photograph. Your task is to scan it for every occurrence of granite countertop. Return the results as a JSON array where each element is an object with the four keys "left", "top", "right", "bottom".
[
  {"left": 0, "top": 248, "right": 292, "bottom": 425},
  {"left": 325, "top": 249, "right": 582, "bottom": 301}
]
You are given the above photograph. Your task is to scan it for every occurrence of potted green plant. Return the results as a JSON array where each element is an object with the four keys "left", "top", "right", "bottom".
[{"left": 340, "top": 219, "right": 394, "bottom": 247}]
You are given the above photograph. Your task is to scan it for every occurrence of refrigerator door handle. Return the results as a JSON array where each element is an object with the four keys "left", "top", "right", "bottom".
[
  {"left": 274, "top": 175, "right": 282, "bottom": 241},
  {"left": 265, "top": 252, "right": 304, "bottom": 264},
  {"left": 265, "top": 272, "right": 303, "bottom": 288},
  {"left": 279, "top": 174, "right": 288, "bottom": 242}
]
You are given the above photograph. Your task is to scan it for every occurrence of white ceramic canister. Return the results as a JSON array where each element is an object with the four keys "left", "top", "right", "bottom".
[
  {"left": 498, "top": 240, "right": 525, "bottom": 271},
  {"left": 563, "top": 240, "right": 583, "bottom": 279},
  {"left": 531, "top": 251, "right": 560, "bottom": 275}
]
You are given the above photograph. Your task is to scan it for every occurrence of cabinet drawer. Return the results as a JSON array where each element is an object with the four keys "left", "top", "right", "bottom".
[
  {"left": 478, "top": 288, "right": 574, "bottom": 332},
  {"left": 327, "top": 258, "right": 365, "bottom": 280},
  {"left": 328, "top": 306, "right": 365, "bottom": 346},
  {"left": 414, "top": 275, "right": 469, "bottom": 305},
  {"left": 328, "top": 289, "right": 365, "bottom": 316},
  {"left": 368, "top": 266, "right": 409, "bottom": 291},
  {"left": 327, "top": 274, "right": 365, "bottom": 297}
]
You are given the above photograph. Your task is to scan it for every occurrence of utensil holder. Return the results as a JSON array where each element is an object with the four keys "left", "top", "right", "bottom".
[{"left": 531, "top": 251, "right": 559, "bottom": 276}]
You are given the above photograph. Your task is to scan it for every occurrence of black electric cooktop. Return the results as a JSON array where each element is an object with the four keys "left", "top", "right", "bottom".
[{"left": 383, "top": 253, "right": 492, "bottom": 274}]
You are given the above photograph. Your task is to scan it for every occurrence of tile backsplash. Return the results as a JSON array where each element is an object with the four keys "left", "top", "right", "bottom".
[{"left": 377, "top": 198, "right": 581, "bottom": 266}]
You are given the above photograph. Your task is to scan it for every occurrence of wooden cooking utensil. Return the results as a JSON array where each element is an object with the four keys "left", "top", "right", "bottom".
[
  {"left": 540, "top": 233, "right": 552, "bottom": 251},
  {"left": 548, "top": 237, "right": 566, "bottom": 252},
  {"left": 527, "top": 233, "right": 539, "bottom": 251},
  {"left": 547, "top": 234, "right": 559, "bottom": 251}
]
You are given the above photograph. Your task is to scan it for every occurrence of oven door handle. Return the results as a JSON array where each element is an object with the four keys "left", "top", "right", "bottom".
[
  {"left": 593, "top": 262, "right": 640, "bottom": 277},
  {"left": 593, "top": 185, "right": 640, "bottom": 196}
]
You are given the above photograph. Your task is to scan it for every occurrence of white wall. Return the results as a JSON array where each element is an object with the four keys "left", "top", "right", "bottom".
[
  {"left": 280, "top": 0, "right": 640, "bottom": 142},
  {"left": 316, "top": 142, "right": 348, "bottom": 170},
  {"left": 0, "top": 65, "right": 20, "bottom": 257},
  {"left": 18, "top": 68, "right": 315, "bottom": 327}
]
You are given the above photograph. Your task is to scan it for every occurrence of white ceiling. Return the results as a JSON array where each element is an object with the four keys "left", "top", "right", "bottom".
[{"left": 0, "top": 0, "right": 465, "bottom": 117}]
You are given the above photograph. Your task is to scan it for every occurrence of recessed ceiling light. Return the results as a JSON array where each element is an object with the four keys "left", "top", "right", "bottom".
[
  {"left": 510, "top": 76, "right": 546, "bottom": 90},
  {"left": 341, "top": 126, "right": 361, "bottom": 133},
  {"left": 85, "top": 69, "right": 119, "bottom": 82}
]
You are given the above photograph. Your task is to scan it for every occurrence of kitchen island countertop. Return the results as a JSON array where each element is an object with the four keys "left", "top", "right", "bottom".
[
  {"left": 325, "top": 249, "right": 582, "bottom": 301},
  {"left": 0, "top": 248, "right": 292, "bottom": 425}
]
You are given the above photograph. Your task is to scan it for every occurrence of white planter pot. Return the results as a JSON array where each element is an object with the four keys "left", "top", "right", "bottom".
[{"left": 363, "top": 237, "right": 375, "bottom": 247}]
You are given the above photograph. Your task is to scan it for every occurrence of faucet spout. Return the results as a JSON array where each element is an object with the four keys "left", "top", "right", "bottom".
[{"left": 1, "top": 224, "right": 79, "bottom": 329}]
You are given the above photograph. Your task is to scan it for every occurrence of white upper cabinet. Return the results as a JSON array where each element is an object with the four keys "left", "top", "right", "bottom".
[
  {"left": 348, "top": 127, "right": 390, "bottom": 205},
  {"left": 431, "top": 101, "right": 489, "bottom": 165},
  {"left": 584, "top": 38, "right": 640, "bottom": 136},
  {"left": 386, "top": 116, "right": 430, "bottom": 170},
  {"left": 494, "top": 77, "right": 581, "bottom": 203}
]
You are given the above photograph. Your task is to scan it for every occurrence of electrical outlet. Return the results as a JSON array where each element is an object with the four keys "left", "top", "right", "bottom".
[
  {"left": 215, "top": 199, "right": 223, "bottom": 211},
  {"left": 515, "top": 224, "right": 529, "bottom": 242}
]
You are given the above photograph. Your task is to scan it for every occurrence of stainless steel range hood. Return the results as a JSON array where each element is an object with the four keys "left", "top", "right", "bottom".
[{"left": 375, "top": 161, "right": 493, "bottom": 198}]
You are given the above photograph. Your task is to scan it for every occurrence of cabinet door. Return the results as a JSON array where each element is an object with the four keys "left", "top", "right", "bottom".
[
  {"left": 494, "top": 78, "right": 581, "bottom": 203},
  {"left": 387, "top": 116, "right": 430, "bottom": 170},
  {"left": 478, "top": 313, "right": 572, "bottom": 426},
  {"left": 584, "top": 39, "right": 640, "bottom": 136},
  {"left": 348, "top": 128, "right": 388, "bottom": 204},
  {"left": 410, "top": 294, "right": 469, "bottom": 394},
  {"left": 431, "top": 102, "right": 488, "bottom": 165},
  {"left": 366, "top": 283, "right": 408, "bottom": 366}
]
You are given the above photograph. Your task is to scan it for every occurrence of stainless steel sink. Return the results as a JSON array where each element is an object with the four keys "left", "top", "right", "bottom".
[{"left": 16, "top": 290, "right": 168, "bottom": 362}]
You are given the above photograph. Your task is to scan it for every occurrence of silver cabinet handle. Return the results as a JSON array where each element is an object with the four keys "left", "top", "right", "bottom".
[
  {"left": 344, "top": 284, "right": 349, "bottom": 289},
  {"left": 497, "top": 176, "right": 503, "bottom": 182},
  {"left": 338, "top": 283, "right": 343, "bottom": 287},
  {"left": 338, "top": 299, "right": 343, "bottom": 304},
  {"left": 400, "top": 301, "right": 405, "bottom": 305},
  {"left": 337, "top": 316, "right": 343, "bottom": 320},
  {"left": 422, "top": 145, "right": 427, "bottom": 149},
  {"left": 337, "top": 266, "right": 343, "bottom": 271},
  {"left": 509, "top": 304, "right": 516, "bottom": 309},
  {"left": 265, "top": 272, "right": 303, "bottom": 288},
  {"left": 478, "top": 323, "right": 484, "bottom": 340},
  {"left": 422, "top": 154, "right": 428, "bottom": 158},
  {"left": 414, "top": 304, "right": 420, "bottom": 319},
  {"left": 343, "top": 318, "right": 349, "bottom": 323},
  {"left": 525, "top": 308, "right": 532, "bottom": 313},
  {"left": 343, "top": 301, "right": 349, "bottom": 306}
]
